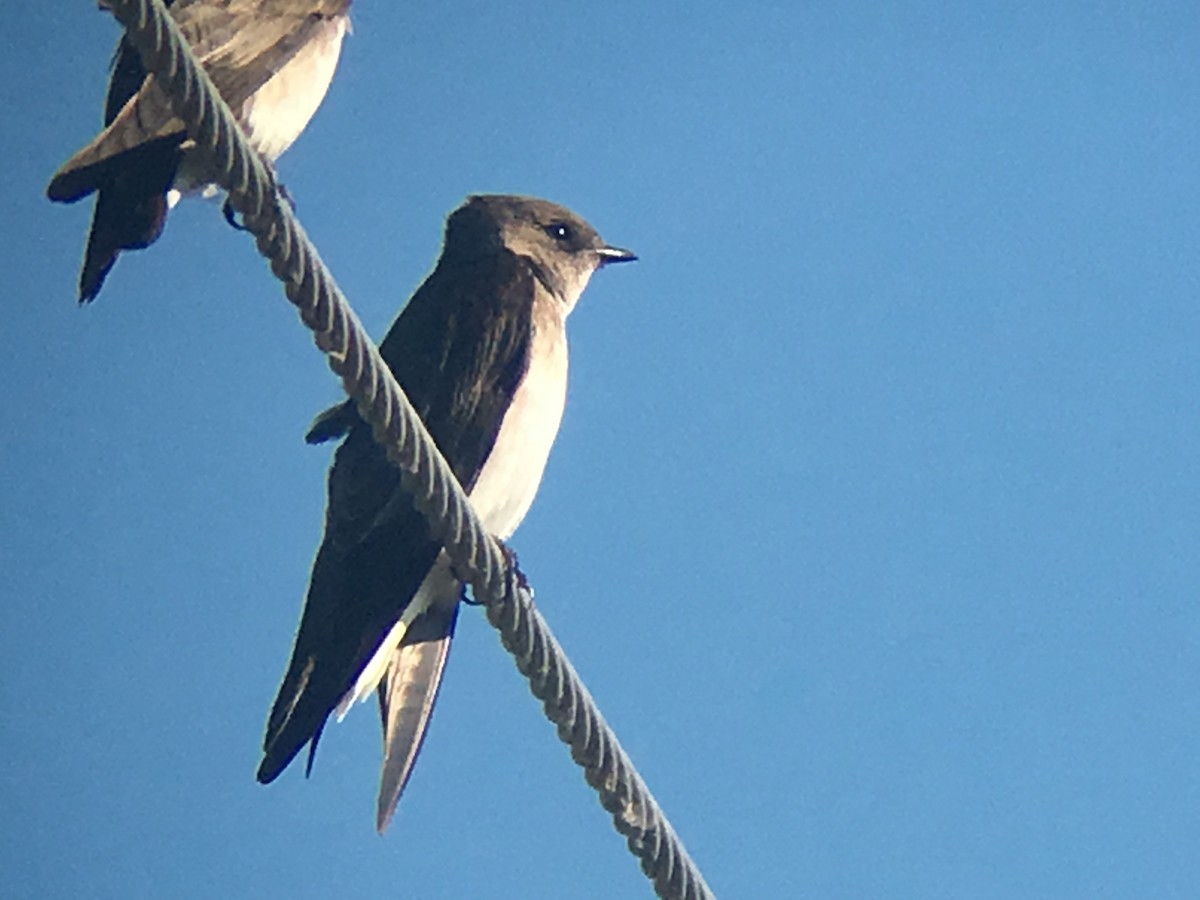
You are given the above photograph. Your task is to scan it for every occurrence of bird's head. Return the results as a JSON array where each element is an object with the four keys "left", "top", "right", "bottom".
[{"left": 446, "top": 194, "right": 636, "bottom": 314}]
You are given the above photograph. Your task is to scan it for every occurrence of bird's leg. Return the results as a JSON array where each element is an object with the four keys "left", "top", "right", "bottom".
[
  {"left": 222, "top": 197, "right": 248, "bottom": 231},
  {"left": 459, "top": 540, "right": 530, "bottom": 605},
  {"left": 454, "top": 558, "right": 484, "bottom": 605},
  {"left": 221, "top": 183, "right": 295, "bottom": 231},
  {"left": 500, "top": 541, "right": 532, "bottom": 593}
]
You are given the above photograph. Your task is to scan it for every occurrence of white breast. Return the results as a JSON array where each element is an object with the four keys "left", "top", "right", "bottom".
[
  {"left": 242, "top": 14, "right": 349, "bottom": 160},
  {"left": 468, "top": 303, "right": 569, "bottom": 540}
]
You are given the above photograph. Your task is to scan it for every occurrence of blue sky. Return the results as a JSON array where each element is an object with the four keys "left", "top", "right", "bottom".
[{"left": 4, "top": 3, "right": 1200, "bottom": 897}]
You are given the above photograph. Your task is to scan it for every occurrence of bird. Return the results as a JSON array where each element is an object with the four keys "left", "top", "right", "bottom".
[
  {"left": 257, "top": 194, "right": 636, "bottom": 832},
  {"left": 46, "top": 0, "right": 352, "bottom": 303}
]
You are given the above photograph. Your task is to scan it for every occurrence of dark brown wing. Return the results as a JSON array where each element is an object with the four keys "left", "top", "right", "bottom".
[
  {"left": 74, "top": 1, "right": 180, "bottom": 302},
  {"left": 257, "top": 250, "right": 535, "bottom": 784}
]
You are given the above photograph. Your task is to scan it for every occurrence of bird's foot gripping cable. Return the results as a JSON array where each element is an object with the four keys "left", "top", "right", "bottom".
[{"left": 461, "top": 540, "right": 531, "bottom": 605}]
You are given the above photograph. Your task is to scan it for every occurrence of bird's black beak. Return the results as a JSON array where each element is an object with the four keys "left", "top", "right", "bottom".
[{"left": 596, "top": 245, "right": 638, "bottom": 266}]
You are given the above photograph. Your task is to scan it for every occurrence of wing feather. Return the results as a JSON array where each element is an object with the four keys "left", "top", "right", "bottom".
[{"left": 258, "top": 251, "right": 534, "bottom": 784}]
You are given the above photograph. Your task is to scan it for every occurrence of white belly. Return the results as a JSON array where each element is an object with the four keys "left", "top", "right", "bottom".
[{"left": 169, "top": 14, "right": 348, "bottom": 203}]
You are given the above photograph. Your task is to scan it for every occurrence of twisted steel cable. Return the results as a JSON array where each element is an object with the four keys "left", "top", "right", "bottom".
[{"left": 97, "top": 2, "right": 715, "bottom": 896}]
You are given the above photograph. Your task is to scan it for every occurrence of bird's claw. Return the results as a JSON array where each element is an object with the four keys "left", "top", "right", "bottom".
[
  {"left": 459, "top": 541, "right": 531, "bottom": 605},
  {"left": 222, "top": 197, "right": 248, "bottom": 231},
  {"left": 499, "top": 541, "right": 532, "bottom": 595},
  {"left": 221, "top": 183, "right": 295, "bottom": 231}
]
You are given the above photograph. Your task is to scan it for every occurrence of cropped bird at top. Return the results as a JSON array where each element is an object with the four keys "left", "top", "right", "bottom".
[
  {"left": 46, "top": 0, "right": 352, "bottom": 302},
  {"left": 257, "top": 194, "right": 636, "bottom": 832}
]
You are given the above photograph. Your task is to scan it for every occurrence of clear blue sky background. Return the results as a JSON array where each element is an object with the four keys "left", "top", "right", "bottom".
[{"left": 4, "top": 3, "right": 1199, "bottom": 897}]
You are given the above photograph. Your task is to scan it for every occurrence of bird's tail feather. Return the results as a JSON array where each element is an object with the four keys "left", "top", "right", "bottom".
[
  {"left": 78, "top": 184, "right": 170, "bottom": 302},
  {"left": 376, "top": 601, "right": 459, "bottom": 833},
  {"left": 49, "top": 134, "right": 185, "bottom": 206}
]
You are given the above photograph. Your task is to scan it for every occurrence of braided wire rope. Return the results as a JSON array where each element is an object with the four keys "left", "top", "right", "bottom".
[{"left": 95, "top": 2, "right": 715, "bottom": 897}]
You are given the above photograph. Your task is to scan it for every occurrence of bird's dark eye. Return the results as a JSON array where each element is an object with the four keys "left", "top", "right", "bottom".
[{"left": 544, "top": 222, "right": 574, "bottom": 243}]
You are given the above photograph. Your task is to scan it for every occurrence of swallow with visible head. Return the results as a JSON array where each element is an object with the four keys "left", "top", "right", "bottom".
[
  {"left": 257, "top": 194, "right": 636, "bottom": 831},
  {"left": 47, "top": 0, "right": 351, "bottom": 302}
]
